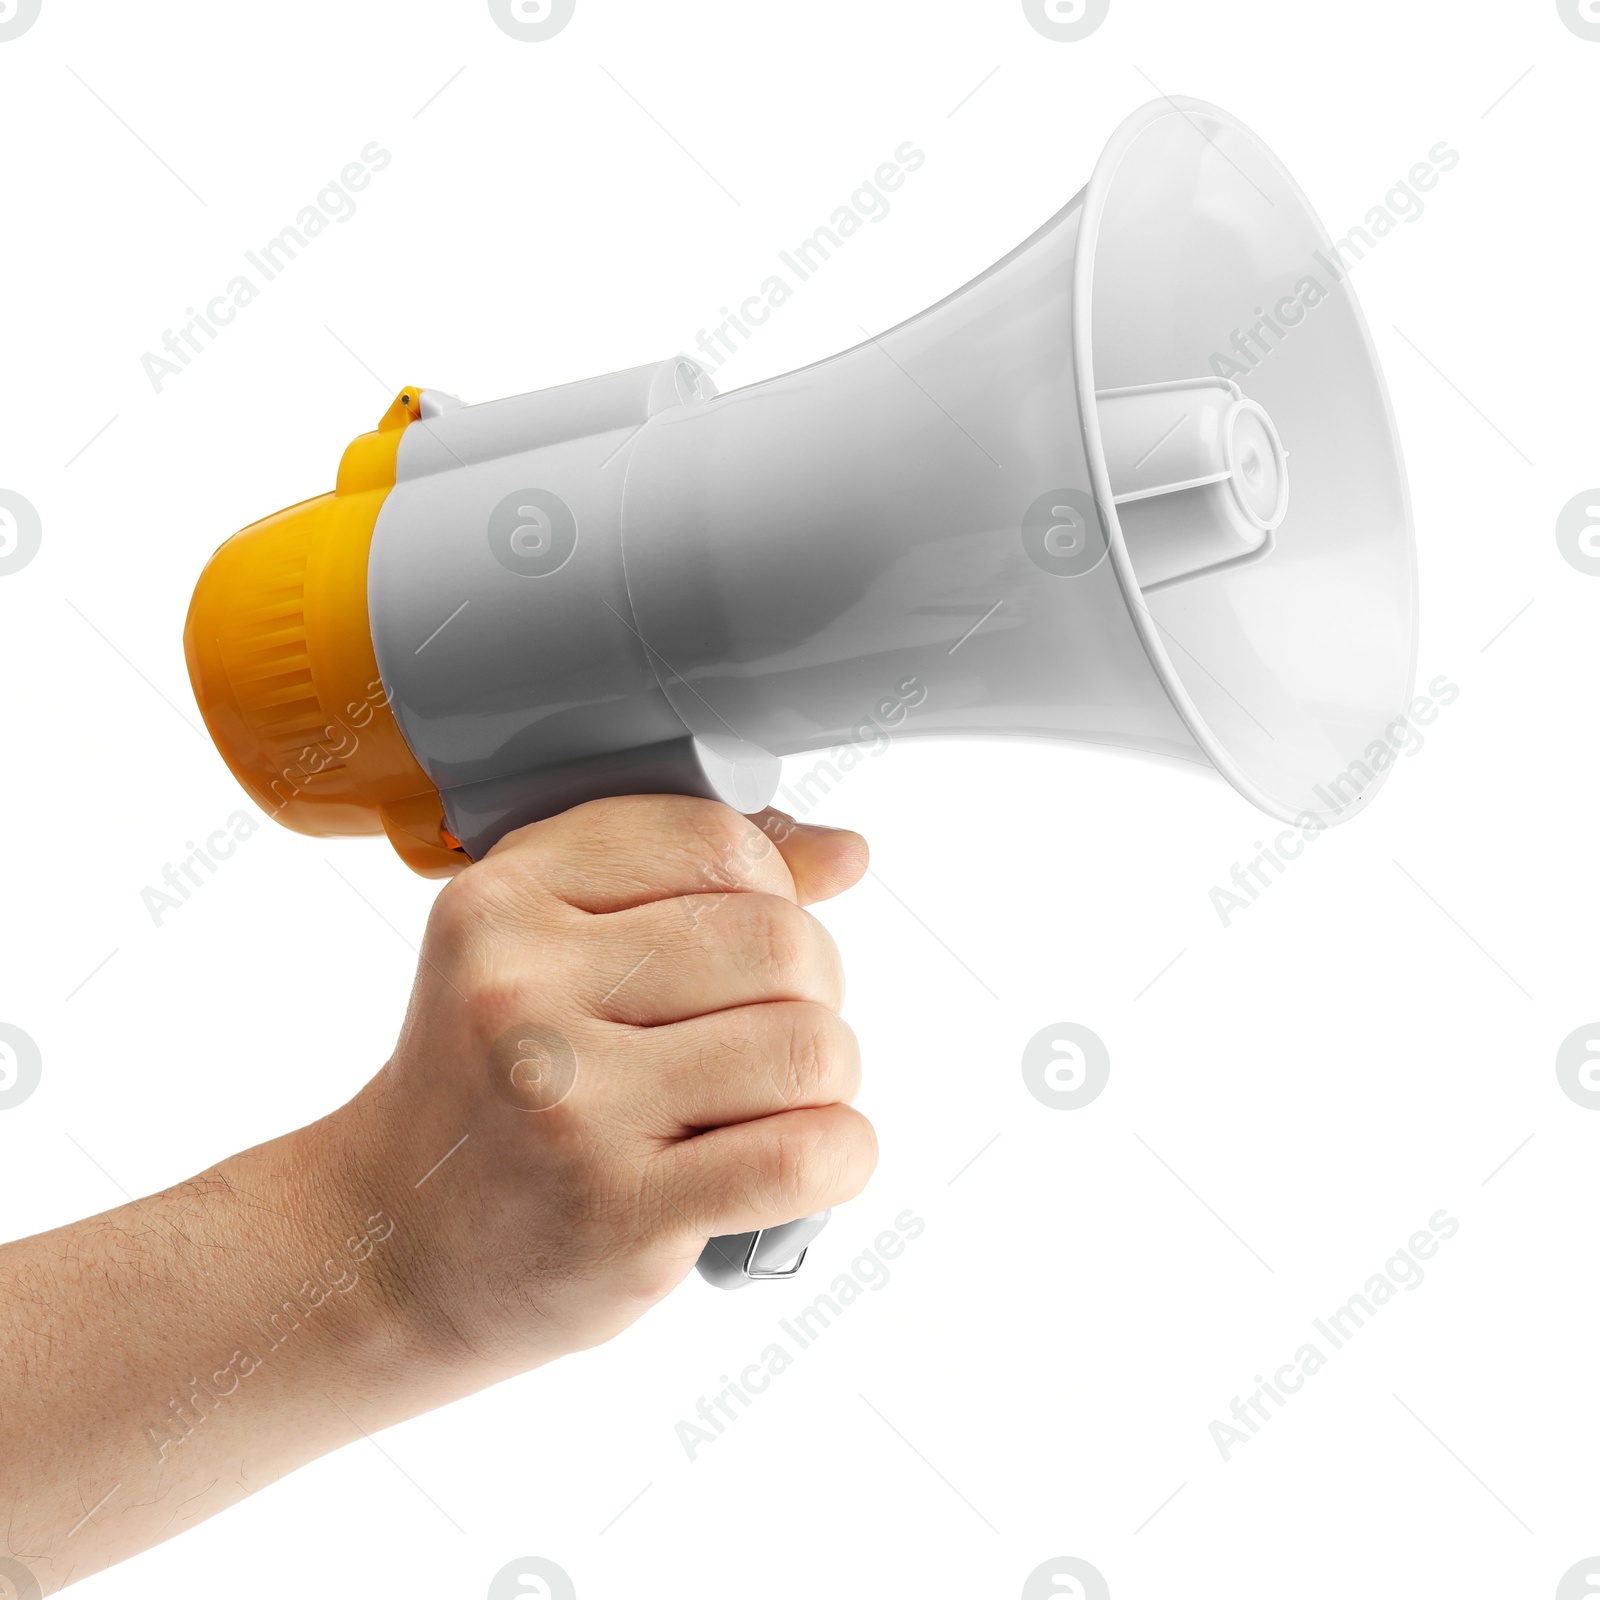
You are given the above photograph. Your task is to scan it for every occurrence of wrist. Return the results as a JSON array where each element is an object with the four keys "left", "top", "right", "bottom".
[{"left": 253, "top": 1092, "right": 486, "bottom": 1417}]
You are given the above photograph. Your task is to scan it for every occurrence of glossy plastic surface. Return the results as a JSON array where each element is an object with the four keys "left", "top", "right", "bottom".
[
  {"left": 1079, "top": 99, "right": 1417, "bottom": 823},
  {"left": 695, "top": 1211, "right": 833, "bottom": 1290},
  {"left": 620, "top": 190, "right": 1208, "bottom": 777},
  {"left": 184, "top": 386, "right": 464, "bottom": 876}
]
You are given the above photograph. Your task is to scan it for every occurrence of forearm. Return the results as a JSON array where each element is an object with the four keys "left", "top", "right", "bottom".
[{"left": 0, "top": 1097, "right": 471, "bottom": 1590}]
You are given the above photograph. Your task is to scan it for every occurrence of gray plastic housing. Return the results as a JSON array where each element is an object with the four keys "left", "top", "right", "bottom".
[
  {"left": 695, "top": 1212, "right": 833, "bottom": 1291},
  {"left": 369, "top": 97, "right": 1415, "bottom": 883},
  {"left": 368, "top": 205, "right": 1198, "bottom": 856}
]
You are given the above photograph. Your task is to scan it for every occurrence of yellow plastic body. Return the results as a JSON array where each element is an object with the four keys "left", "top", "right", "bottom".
[{"left": 183, "top": 388, "right": 467, "bottom": 877}]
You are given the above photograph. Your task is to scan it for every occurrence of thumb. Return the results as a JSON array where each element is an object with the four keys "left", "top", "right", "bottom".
[{"left": 750, "top": 809, "right": 869, "bottom": 905}]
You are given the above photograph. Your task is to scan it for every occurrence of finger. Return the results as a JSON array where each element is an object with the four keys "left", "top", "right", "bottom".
[
  {"left": 579, "top": 892, "right": 845, "bottom": 1024},
  {"left": 485, "top": 794, "right": 798, "bottom": 913},
  {"left": 600, "top": 1002, "right": 860, "bottom": 1136},
  {"left": 748, "top": 810, "right": 868, "bottom": 906},
  {"left": 659, "top": 1102, "right": 878, "bottom": 1242}
]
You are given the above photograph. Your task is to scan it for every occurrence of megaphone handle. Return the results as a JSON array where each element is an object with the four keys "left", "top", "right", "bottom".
[{"left": 695, "top": 1210, "right": 831, "bottom": 1290}]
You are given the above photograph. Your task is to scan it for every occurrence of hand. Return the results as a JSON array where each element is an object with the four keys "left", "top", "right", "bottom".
[
  {"left": 346, "top": 795, "right": 878, "bottom": 1381},
  {"left": 0, "top": 795, "right": 874, "bottom": 1588}
]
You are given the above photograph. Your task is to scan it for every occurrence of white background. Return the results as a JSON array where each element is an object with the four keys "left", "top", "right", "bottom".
[{"left": 1, "top": 1, "right": 1596, "bottom": 1596}]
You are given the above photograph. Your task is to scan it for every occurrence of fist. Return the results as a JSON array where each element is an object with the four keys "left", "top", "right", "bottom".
[{"left": 347, "top": 795, "right": 877, "bottom": 1380}]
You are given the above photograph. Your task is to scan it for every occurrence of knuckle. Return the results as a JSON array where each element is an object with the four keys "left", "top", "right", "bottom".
[
  {"left": 774, "top": 1005, "right": 856, "bottom": 1107},
  {"left": 428, "top": 852, "right": 571, "bottom": 957},
  {"left": 794, "top": 1109, "right": 874, "bottom": 1209},
  {"left": 846, "top": 1110, "right": 880, "bottom": 1189},
  {"left": 732, "top": 895, "right": 813, "bottom": 989},
  {"left": 426, "top": 887, "right": 554, "bottom": 1019},
  {"left": 682, "top": 804, "right": 766, "bottom": 891},
  {"left": 427, "top": 867, "right": 494, "bottom": 948}
]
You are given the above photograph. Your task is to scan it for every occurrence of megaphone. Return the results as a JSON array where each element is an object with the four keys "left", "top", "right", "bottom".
[{"left": 185, "top": 97, "right": 1416, "bottom": 1286}]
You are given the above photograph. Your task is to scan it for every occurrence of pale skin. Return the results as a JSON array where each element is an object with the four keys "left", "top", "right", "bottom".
[{"left": 0, "top": 796, "right": 876, "bottom": 1592}]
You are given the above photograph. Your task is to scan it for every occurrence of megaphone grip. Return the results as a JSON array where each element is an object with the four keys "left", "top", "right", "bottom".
[{"left": 695, "top": 1211, "right": 831, "bottom": 1290}]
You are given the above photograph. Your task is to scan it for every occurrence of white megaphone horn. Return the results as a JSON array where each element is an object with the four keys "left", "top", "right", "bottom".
[{"left": 186, "top": 97, "right": 1418, "bottom": 1287}]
